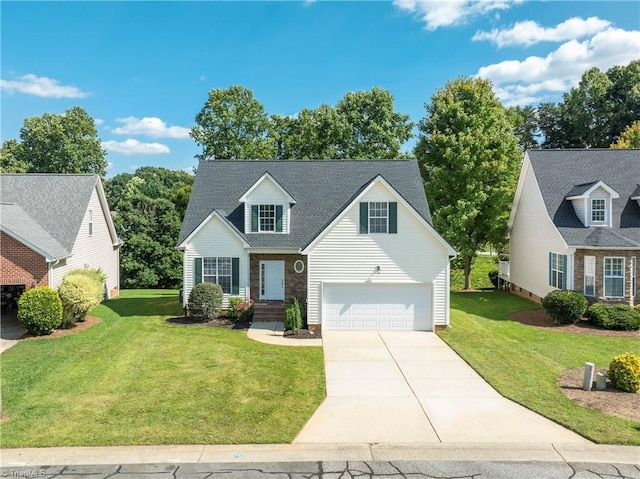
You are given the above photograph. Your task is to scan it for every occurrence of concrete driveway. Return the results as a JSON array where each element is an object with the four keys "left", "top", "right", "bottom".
[
  {"left": 294, "top": 331, "right": 588, "bottom": 444},
  {"left": 1, "top": 309, "right": 25, "bottom": 353}
]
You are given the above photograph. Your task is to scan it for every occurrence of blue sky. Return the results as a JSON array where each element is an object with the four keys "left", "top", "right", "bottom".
[{"left": 2, "top": 1, "right": 639, "bottom": 177}]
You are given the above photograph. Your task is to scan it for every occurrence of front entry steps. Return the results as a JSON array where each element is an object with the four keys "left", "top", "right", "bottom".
[{"left": 253, "top": 301, "right": 286, "bottom": 322}]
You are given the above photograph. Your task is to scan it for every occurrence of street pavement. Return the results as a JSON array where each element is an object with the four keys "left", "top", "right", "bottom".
[{"left": 2, "top": 460, "right": 639, "bottom": 478}]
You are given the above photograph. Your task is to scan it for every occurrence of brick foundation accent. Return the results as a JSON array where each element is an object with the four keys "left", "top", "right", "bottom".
[
  {"left": 574, "top": 249, "right": 638, "bottom": 306},
  {"left": 1, "top": 232, "right": 48, "bottom": 289},
  {"left": 250, "top": 253, "right": 307, "bottom": 303},
  {"left": 509, "top": 283, "right": 543, "bottom": 304},
  {"left": 308, "top": 323, "right": 321, "bottom": 332}
]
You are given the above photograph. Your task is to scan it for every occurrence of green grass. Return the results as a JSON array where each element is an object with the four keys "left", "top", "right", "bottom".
[
  {"left": 451, "top": 254, "right": 498, "bottom": 291},
  {"left": 439, "top": 290, "right": 640, "bottom": 445},
  {"left": 0, "top": 290, "right": 325, "bottom": 447}
]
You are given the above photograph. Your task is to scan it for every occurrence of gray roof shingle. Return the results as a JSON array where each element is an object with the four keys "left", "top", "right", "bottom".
[
  {"left": 178, "top": 159, "right": 432, "bottom": 248},
  {"left": 0, "top": 174, "right": 100, "bottom": 259},
  {"left": 528, "top": 149, "right": 640, "bottom": 248}
]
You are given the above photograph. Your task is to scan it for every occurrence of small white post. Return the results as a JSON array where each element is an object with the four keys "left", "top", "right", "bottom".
[
  {"left": 583, "top": 362, "right": 595, "bottom": 391},
  {"left": 596, "top": 372, "right": 607, "bottom": 390}
]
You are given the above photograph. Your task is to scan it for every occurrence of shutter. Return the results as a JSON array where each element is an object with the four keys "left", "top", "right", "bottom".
[
  {"left": 388, "top": 202, "right": 397, "bottom": 234},
  {"left": 276, "top": 205, "right": 283, "bottom": 232},
  {"left": 251, "top": 205, "right": 258, "bottom": 232},
  {"left": 231, "top": 257, "right": 240, "bottom": 295},
  {"left": 194, "top": 257, "right": 202, "bottom": 285},
  {"left": 548, "top": 252, "right": 553, "bottom": 286},
  {"left": 562, "top": 254, "right": 567, "bottom": 289},
  {"left": 359, "top": 202, "right": 369, "bottom": 234}
]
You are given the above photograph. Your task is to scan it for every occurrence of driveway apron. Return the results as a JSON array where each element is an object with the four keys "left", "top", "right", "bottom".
[{"left": 294, "top": 331, "right": 588, "bottom": 444}]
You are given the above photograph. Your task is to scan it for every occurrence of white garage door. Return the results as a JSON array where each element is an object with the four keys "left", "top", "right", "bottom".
[{"left": 322, "top": 283, "right": 432, "bottom": 331}]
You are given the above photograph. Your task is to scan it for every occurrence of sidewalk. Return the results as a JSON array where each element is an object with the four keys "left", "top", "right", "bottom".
[
  {"left": 246, "top": 321, "right": 322, "bottom": 346},
  {"left": 1, "top": 443, "right": 639, "bottom": 467}
]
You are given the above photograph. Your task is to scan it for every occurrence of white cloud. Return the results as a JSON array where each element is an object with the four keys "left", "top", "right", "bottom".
[
  {"left": 473, "top": 16, "right": 611, "bottom": 47},
  {"left": 0, "top": 74, "right": 89, "bottom": 98},
  {"left": 393, "top": 0, "right": 521, "bottom": 30},
  {"left": 476, "top": 27, "right": 640, "bottom": 105},
  {"left": 94, "top": 118, "right": 104, "bottom": 125},
  {"left": 102, "top": 139, "right": 170, "bottom": 156},
  {"left": 112, "top": 116, "right": 190, "bottom": 139}
]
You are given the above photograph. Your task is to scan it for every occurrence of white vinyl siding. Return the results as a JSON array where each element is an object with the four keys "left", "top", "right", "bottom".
[
  {"left": 604, "top": 257, "right": 625, "bottom": 298},
  {"left": 307, "top": 182, "right": 450, "bottom": 328},
  {"left": 509, "top": 155, "right": 574, "bottom": 298},
  {"left": 183, "top": 215, "right": 248, "bottom": 307},
  {"left": 50, "top": 186, "right": 119, "bottom": 294},
  {"left": 584, "top": 255, "right": 595, "bottom": 297},
  {"left": 243, "top": 178, "right": 289, "bottom": 234}
]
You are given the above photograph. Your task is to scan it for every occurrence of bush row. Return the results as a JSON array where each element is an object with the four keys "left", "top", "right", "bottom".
[
  {"left": 18, "top": 268, "right": 106, "bottom": 336},
  {"left": 586, "top": 303, "right": 640, "bottom": 331}
]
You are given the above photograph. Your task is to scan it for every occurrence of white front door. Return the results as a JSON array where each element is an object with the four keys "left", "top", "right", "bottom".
[{"left": 260, "top": 261, "right": 285, "bottom": 300}]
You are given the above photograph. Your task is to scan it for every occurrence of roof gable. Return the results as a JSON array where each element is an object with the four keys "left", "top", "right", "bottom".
[
  {"left": 179, "top": 160, "right": 434, "bottom": 249},
  {"left": 526, "top": 149, "right": 640, "bottom": 248},
  {"left": 239, "top": 172, "right": 296, "bottom": 204}
]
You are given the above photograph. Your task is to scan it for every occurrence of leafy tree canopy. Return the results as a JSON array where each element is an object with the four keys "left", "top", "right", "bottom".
[
  {"left": 611, "top": 120, "right": 640, "bottom": 148},
  {"left": 415, "top": 77, "right": 521, "bottom": 289}
]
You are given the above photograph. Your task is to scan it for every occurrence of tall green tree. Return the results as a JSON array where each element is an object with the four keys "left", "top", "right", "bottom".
[
  {"left": 11, "top": 106, "right": 107, "bottom": 176},
  {"left": 191, "top": 85, "right": 275, "bottom": 160},
  {"left": 106, "top": 167, "right": 193, "bottom": 288},
  {"left": 508, "top": 105, "right": 539, "bottom": 151},
  {"left": 611, "top": 120, "right": 640, "bottom": 148},
  {"left": 415, "top": 77, "right": 521, "bottom": 289},
  {"left": 0, "top": 139, "right": 28, "bottom": 173}
]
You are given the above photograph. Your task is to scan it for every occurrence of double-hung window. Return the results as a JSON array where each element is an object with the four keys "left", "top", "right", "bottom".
[
  {"left": 583, "top": 256, "right": 595, "bottom": 297},
  {"left": 250, "top": 204, "right": 283, "bottom": 233},
  {"left": 549, "top": 252, "right": 566, "bottom": 289},
  {"left": 359, "top": 201, "right": 397, "bottom": 234},
  {"left": 604, "top": 257, "right": 625, "bottom": 298},
  {"left": 591, "top": 199, "right": 605, "bottom": 223},
  {"left": 259, "top": 205, "right": 275, "bottom": 232},
  {"left": 195, "top": 257, "right": 239, "bottom": 295}
]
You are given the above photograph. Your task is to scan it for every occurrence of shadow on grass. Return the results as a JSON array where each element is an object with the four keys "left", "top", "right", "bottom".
[
  {"left": 103, "top": 290, "right": 184, "bottom": 318},
  {"left": 451, "top": 289, "right": 540, "bottom": 321}
]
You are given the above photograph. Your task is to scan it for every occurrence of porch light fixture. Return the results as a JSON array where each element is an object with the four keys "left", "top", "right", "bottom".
[{"left": 375, "top": 266, "right": 382, "bottom": 274}]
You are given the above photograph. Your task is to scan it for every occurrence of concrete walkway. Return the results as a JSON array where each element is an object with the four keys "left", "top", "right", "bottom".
[
  {"left": 0, "top": 310, "right": 24, "bottom": 353},
  {"left": 295, "top": 331, "right": 589, "bottom": 444},
  {"left": 247, "top": 321, "right": 322, "bottom": 346}
]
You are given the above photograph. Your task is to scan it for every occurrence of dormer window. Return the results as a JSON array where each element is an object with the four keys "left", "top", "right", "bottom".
[
  {"left": 591, "top": 199, "right": 605, "bottom": 223},
  {"left": 260, "top": 205, "right": 275, "bottom": 232},
  {"left": 251, "top": 204, "right": 283, "bottom": 233}
]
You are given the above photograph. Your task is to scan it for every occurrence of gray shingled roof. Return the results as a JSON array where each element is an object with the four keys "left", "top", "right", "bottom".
[
  {"left": 0, "top": 174, "right": 100, "bottom": 259},
  {"left": 178, "top": 160, "right": 432, "bottom": 249},
  {"left": 528, "top": 149, "right": 640, "bottom": 248}
]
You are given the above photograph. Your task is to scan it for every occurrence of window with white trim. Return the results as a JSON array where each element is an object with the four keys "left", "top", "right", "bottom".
[
  {"left": 550, "top": 253, "right": 564, "bottom": 289},
  {"left": 369, "top": 202, "right": 388, "bottom": 233},
  {"left": 591, "top": 199, "right": 605, "bottom": 223},
  {"left": 632, "top": 256, "right": 636, "bottom": 298},
  {"left": 88, "top": 209, "right": 93, "bottom": 236},
  {"left": 203, "top": 257, "right": 232, "bottom": 294},
  {"left": 259, "top": 205, "right": 275, "bottom": 232},
  {"left": 584, "top": 256, "right": 595, "bottom": 297},
  {"left": 604, "top": 257, "right": 625, "bottom": 298}
]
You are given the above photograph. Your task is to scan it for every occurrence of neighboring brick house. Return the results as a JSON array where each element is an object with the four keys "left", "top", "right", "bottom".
[
  {"left": 1, "top": 174, "right": 121, "bottom": 302},
  {"left": 506, "top": 149, "right": 639, "bottom": 305},
  {"left": 178, "top": 160, "right": 456, "bottom": 331}
]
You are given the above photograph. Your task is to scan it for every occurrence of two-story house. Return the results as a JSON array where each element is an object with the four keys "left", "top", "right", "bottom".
[
  {"left": 177, "top": 160, "right": 456, "bottom": 331},
  {"left": 507, "top": 149, "right": 639, "bottom": 305}
]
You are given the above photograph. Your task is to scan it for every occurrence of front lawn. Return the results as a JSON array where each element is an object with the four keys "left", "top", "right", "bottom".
[
  {"left": 0, "top": 290, "right": 325, "bottom": 447},
  {"left": 439, "top": 290, "right": 640, "bottom": 445}
]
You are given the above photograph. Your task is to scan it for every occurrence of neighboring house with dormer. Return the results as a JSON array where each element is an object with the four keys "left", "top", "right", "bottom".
[
  {"left": 506, "top": 149, "right": 639, "bottom": 305},
  {"left": 0, "top": 174, "right": 121, "bottom": 299},
  {"left": 177, "top": 160, "right": 456, "bottom": 331}
]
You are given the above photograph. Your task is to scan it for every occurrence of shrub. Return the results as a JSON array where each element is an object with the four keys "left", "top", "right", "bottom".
[
  {"left": 586, "top": 303, "right": 640, "bottom": 330},
  {"left": 608, "top": 352, "right": 640, "bottom": 393},
  {"left": 188, "top": 283, "right": 223, "bottom": 321},
  {"left": 66, "top": 267, "right": 107, "bottom": 286},
  {"left": 58, "top": 273, "right": 104, "bottom": 328},
  {"left": 541, "top": 290, "right": 587, "bottom": 325},
  {"left": 488, "top": 270, "right": 499, "bottom": 288},
  {"left": 284, "top": 298, "right": 303, "bottom": 333},
  {"left": 17, "top": 287, "right": 63, "bottom": 336},
  {"left": 226, "top": 296, "right": 243, "bottom": 319}
]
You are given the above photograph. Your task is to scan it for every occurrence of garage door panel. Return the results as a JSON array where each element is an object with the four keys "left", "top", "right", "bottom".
[{"left": 323, "top": 283, "right": 432, "bottom": 331}]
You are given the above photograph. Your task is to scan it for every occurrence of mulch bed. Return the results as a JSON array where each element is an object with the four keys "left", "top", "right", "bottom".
[
  {"left": 21, "top": 315, "right": 102, "bottom": 340},
  {"left": 284, "top": 329, "right": 322, "bottom": 340},
  {"left": 508, "top": 309, "right": 640, "bottom": 337},
  {"left": 166, "top": 316, "right": 251, "bottom": 330},
  {"left": 557, "top": 368, "right": 639, "bottom": 422}
]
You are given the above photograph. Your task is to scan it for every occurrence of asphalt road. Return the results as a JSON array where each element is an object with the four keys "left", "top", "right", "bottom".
[{"left": 2, "top": 461, "right": 639, "bottom": 478}]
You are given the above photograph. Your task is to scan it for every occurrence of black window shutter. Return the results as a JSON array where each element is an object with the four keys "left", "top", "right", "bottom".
[
  {"left": 359, "top": 202, "right": 369, "bottom": 234},
  {"left": 389, "top": 202, "right": 397, "bottom": 234},
  {"left": 194, "top": 257, "right": 202, "bottom": 285},
  {"left": 251, "top": 205, "right": 258, "bottom": 232},
  {"left": 231, "top": 258, "right": 240, "bottom": 295},
  {"left": 276, "top": 205, "right": 283, "bottom": 232}
]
